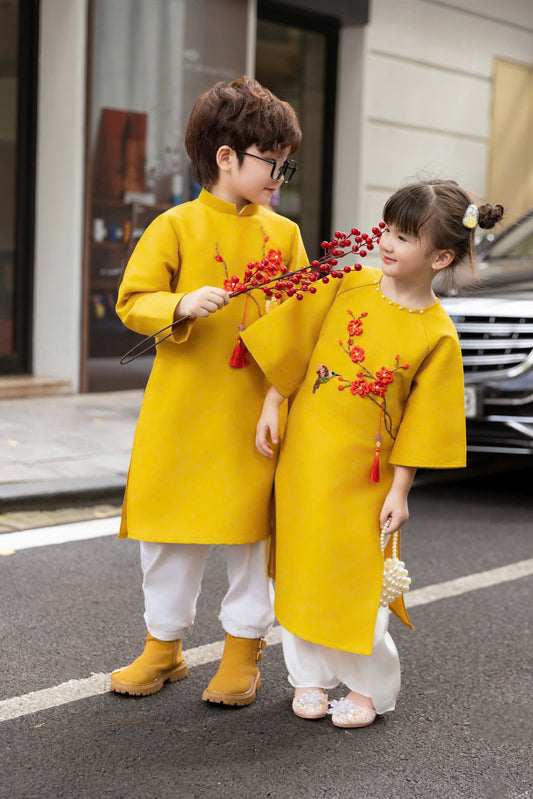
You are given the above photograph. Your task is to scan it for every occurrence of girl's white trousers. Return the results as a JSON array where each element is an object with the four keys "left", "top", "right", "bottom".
[
  {"left": 140, "top": 539, "right": 274, "bottom": 641},
  {"left": 281, "top": 607, "right": 401, "bottom": 714}
]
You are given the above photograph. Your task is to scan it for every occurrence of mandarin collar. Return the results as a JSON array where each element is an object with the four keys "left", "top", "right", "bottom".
[{"left": 199, "top": 188, "right": 258, "bottom": 216}]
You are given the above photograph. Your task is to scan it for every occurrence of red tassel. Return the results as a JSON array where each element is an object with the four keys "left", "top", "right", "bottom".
[
  {"left": 229, "top": 337, "right": 248, "bottom": 368},
  {"left": 371, "top": 403, "right": 384, "bottom": 482},
  {"left": 370, "top": 449, "right": 380, "bottom": 482}
]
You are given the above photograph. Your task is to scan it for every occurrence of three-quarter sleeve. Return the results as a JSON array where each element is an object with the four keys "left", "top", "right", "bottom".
[
  {"left": 390, "top": 331, "right": 466, "bottom": 468},
  {"left": 242, "top": 278, "right": 340, "bottom": 397}
]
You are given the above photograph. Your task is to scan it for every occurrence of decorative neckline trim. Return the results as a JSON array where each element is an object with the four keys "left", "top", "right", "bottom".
[
  {"left": 374, "top": 275, "right": 440, "bottom": 314},
  {"left": 199, "top": 188, "right": 258, "bottom": 217}
]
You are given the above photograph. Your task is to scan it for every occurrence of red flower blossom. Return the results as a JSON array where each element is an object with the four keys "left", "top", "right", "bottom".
[
  {"left": 369, "top": 381, "right": 388, "bottom": 397},
  {"left": 349, "top": 346, "right": 365, "bottom": 363},
  {"left": 376, "top": 367, "right": 394, "bottom": 385},
  {"left": 350, "top": 379, "right": 370, "bottom": 396},
  {"left": 348, "top": 320, "right": 362, "bottom": 336}
]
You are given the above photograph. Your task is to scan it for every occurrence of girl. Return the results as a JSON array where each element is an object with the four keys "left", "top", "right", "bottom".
[{"left": 242, "top": 180, "right": 503, "bottom": 727}]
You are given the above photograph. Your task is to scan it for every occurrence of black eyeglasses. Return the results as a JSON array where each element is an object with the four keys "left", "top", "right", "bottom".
[{"left": 234, "top": 150, "right": 297, "bottom": 183}]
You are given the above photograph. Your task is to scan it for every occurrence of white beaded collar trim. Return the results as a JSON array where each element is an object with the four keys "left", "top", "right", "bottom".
[{"left": 373, "top": 278, "right": 439, "bottom": 315}]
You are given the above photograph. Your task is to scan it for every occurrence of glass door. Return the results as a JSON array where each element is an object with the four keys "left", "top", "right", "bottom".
[
  {"left": 256, "top": 1, "right": 339, "bottom": 255},
  {"left": 84, "top": 0, "right": 248, "bottom": 391},
  {"left": 0, "top": 0, "right": 37, "bottom": 374}
]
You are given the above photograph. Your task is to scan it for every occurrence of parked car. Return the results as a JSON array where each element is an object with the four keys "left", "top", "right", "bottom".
[{"left": 439, "top": 209, "right": 533, "bottom": 455}]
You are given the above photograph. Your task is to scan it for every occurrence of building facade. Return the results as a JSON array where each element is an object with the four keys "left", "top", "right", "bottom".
[{"left": 2, "top": 0, "right": 532, "bottom": 394}]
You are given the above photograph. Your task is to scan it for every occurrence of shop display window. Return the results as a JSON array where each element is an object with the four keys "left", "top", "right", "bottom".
[
  {"left": 85, "top": 0, "right": 247, "bottom": 390},
  {"left": 0, "top": 0, "right": 36, "bottom": 375}
]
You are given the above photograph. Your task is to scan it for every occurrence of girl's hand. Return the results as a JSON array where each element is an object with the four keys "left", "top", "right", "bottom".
[
  {"left": 379, "top": 490, "right": 409, "bottom": 535},
  {"left": 379, "top": 465, "right": 416, "bottom": 534},
  {"left": 176, "top": 286, "right": 230, "bottom": 319},
  {"left": 256, "top": 386, "right": 285, "bottom": 458}
]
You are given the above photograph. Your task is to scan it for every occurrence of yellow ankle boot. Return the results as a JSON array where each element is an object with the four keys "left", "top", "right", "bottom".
[
  {"left": 202, "top": 634, "right": 266, "bottom": 706},
  {"left": 110, "top": 632, "right": 188, "bottom": 696}
]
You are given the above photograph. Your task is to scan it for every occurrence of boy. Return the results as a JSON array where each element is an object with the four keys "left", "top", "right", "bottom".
[{"left": 110, "top": 77, "right": 307, "bottom": 706}]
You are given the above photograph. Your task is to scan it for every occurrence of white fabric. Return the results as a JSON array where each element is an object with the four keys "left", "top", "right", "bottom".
[
  {"left": 281, "top": 607, "right": 401, "bottom": 715},
  {"left": 140, "top": 539, "right": 274, "bottom": 641}
]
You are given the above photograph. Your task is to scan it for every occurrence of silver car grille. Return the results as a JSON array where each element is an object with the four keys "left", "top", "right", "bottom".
[{"left": 450, "top": 315, "right": 533, "bottom": 377}]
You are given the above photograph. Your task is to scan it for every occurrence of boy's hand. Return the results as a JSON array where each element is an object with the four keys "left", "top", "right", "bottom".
[
  {"left": 176, "top": 286, "right": 230, "bottom": 319},
  {"left": 256, "top": 386, "right": 285, "bottom": 458}
]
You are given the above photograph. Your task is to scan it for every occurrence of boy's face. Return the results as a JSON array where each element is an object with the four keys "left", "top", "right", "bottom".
[{"left": 219, "top": 144, "right": 292, "bottom": 209}]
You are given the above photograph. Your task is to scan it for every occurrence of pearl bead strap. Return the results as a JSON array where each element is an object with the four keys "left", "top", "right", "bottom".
[{"left": 379, "top": 524, "right": 411, "bottom": 607}]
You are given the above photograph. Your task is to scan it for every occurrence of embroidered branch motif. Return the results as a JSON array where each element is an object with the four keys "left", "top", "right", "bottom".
[
  {"left": 313, "top": 310, "right": 409, "bottom": 483},
  {"left": 313, "top": 311, "right": 408, "bottom": 439},
  {"left": 214, "top": 229, "right": 287, "bottom": 367},
  {"left": 214, "top": 228, "right": 287, "bottom": 297}
]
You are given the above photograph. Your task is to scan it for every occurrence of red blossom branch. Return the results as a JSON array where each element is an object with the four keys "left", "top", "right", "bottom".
[
  {"left": 226, "top": 225, "right": 385, "bottom": 301},
  {"left": 120, "top": 224, "right": 385, "bottom": 364}
]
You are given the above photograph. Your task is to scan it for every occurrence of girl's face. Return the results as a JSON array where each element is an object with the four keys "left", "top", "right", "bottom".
[
  {"left": 379, "top": 224, "right": 437, "bottom": 282},
  {"left": 217, "top": 143, "right": 290, "bottom": 211}
]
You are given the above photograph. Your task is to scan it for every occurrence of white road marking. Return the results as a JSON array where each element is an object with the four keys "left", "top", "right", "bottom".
[
  {"left": 0, "top": 517, "right": 120, "bottom": 552},
  {"left": 1, "top": 558, "right": 531, "bottom": 723},
  {"left": 404, "top": 558, "right": 533, "bottom": 607}
]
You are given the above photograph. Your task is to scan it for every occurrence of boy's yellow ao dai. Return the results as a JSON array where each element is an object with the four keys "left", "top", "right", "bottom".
[
  {"left": 116, "top": 189, "right": 307, "bottom": 545},
  {"left": 243, "top": 267, "right": 466, "bottom": 655}
]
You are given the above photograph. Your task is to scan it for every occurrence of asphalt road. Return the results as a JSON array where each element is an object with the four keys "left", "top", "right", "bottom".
[{"left": 0, "top": 466, "right": 531, "bottom": 799}]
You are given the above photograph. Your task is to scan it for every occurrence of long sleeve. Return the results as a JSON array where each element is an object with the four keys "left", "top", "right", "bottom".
[{"left": 116, "top": 212, "right": 195, "bottom": 344}]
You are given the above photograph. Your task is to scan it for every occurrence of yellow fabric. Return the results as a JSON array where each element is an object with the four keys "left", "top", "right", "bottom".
[
  {"left": 116, "top": 189, "right": 308, "bottom": 544},
  {"left": 242, "top": 266, "right": 466, "bottom": 654}
]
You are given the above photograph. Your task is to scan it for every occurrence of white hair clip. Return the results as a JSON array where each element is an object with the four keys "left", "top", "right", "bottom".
[{"left": 462, "top": 203, "right": 479, "bottom": 229}]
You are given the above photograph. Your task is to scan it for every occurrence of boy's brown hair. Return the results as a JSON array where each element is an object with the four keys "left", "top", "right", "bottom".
[{"left": 185, "top": 76, "right": 301, "bottom": 189}]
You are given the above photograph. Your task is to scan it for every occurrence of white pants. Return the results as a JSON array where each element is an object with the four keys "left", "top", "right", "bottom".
[
  {"left": 140, "top": 540, "right": 274, "bottom": 641},
  {"left": 281, "top": 607, "right": 401, "bottom": 714}
]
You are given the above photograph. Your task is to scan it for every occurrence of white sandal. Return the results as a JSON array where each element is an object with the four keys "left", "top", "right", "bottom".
[
  {"left": 292, "top": 689, "right": 329, "bottom": 720},
  {"left": 328, "top": 697, "right": 377, "bottom": 728}
]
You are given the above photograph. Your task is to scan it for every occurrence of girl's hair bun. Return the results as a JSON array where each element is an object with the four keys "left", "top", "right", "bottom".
[{"left": 478, "top": 203, "right": 504, "bottom": 229}]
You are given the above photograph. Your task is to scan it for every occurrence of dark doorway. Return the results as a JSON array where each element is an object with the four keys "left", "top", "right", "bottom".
[
  {"left": 0, "top": 0, "right": 38, "bottom": 375},
  {"left": 256, "top": 1, "right": 339, "bottom": 255}
]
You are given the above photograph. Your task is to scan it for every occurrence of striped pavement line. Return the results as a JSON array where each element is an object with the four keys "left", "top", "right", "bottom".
[{"left": 1, "top": 557, "right": 532, "bottom": 723}]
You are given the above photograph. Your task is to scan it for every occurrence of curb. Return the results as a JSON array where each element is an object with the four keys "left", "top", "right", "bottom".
[{"left": 0, "top": 476, "right": 126, "bottom": 511}]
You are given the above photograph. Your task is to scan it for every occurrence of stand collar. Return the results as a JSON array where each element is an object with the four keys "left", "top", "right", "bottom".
[{"left": 199, "top": 188, "right": 258, "bottom": 216}]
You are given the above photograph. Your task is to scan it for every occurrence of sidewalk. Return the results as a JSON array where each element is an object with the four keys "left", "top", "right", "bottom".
[{"left": 0, "top": 390, "right": 143, "bottom": 509}]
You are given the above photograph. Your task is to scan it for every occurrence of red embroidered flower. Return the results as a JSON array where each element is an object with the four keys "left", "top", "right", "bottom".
[
  {"left": 350, "top": 379, "right": 370, "bottom": 396},
  {"left": 376, "top": 367, "right": 394, "bottom": 385},
  {"left": 349, "top": 346, "right": 365, "bottom": 363},
  {"left": 348, "top": 320, "right": 362, "bottom": 336},
  {"left": 369, "top": 381, "right": 388, "bottom": 397}
]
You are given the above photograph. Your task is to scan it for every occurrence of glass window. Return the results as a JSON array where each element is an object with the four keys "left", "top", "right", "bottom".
[
  {"left": 488, "top": 214, "right": 533, "bottom": 260},
  {"left": 0, "top": 1, "right": 19, "bottom": 361},
  {"left": 256, "top": 13, "right": 336, "bottom": 254},
  {"left": 86, "top": 0, "right": 248, "bottom": 391}
]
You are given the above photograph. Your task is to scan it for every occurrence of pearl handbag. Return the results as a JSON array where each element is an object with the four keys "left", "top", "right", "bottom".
[{"left": 379, "top": 523, "right": 411, "bottom": 608}]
